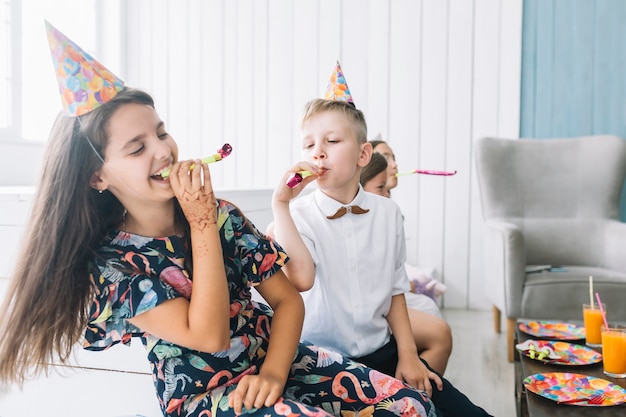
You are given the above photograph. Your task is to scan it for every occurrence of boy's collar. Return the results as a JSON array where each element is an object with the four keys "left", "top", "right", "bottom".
[{"left": 314, "top": 186, "right": 367, "bottom": 218}]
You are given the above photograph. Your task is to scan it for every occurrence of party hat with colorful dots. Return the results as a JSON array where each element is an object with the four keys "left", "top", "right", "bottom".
[
  {"left": 45, "top": 20, "right": 124, "bottom": 117},
  {"left": 323, "top": 61, "right": 354, "bottom": 105}
]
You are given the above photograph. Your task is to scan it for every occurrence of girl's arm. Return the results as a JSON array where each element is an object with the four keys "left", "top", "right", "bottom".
[
  {"left": 386, "top": 293, "right": 443, "bottom": 397},
  {"left": 228, "top": 269, "right": 304, "bottom": 413},
  {"left": 270, "top": 162, "right": 319, "bottom": 291},
  {"left": 129, "top": 160, "right": 231, "bottom": 352}
]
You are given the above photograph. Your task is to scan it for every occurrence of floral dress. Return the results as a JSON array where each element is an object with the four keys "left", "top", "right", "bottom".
[{"left": 84, "top": 199, "right": 435, "bottom": 417}]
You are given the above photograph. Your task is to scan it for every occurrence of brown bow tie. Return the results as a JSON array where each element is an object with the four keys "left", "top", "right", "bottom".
[{"left": 326, "top": 205, "right": 370, "bottom": 219}]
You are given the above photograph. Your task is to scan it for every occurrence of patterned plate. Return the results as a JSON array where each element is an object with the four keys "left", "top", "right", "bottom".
[
  {"left": 523, "top": 372, "right": 626, "bottom": 406},
  {"left": 518, "top": 320, "right": 586, "bottom": 340},
  {"left": 515, "top": 340, "right": 602, "bottom": 365}
]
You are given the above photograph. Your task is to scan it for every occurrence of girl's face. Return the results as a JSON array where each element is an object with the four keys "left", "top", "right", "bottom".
[
  {"left": 301, "top": 110, "right": 371, "bottom": 200},
  {"left": 373, "top": 142, "right": 398, "bottom": 190},
  {"left": 92, "top": 103, "right": 178, "bottom": 208},
  {"left": 363, "top": 170, "right": 391, "bottom": 198}
]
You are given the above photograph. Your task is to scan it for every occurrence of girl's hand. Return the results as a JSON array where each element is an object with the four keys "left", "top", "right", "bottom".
[
  {"left": 395, "top": 354, "right": 443, "bottom": 398},
  {"left": 273, "top": 162, "right": 322, "bottom": 205},
  {"left": 228, "top": 374, "right": 284, "bottom": 414},
  {"left": 168, "top": 159, "right": 217, "bottom": 230}
]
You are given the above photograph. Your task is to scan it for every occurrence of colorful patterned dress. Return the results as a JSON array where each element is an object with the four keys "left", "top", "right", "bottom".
[{"left": 84, "top": 199, "right": 436, "bottom": 417}]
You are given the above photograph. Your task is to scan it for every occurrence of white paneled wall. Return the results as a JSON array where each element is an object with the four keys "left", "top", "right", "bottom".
[
  {"left": 111, "top": 0, "right": 522, "bottom": 308},
  {"left": 0, "top": 0, "right": 521, "bottom": 310},
  {"left": 115, "top": 0, "right": 522, "bottom": 309}
]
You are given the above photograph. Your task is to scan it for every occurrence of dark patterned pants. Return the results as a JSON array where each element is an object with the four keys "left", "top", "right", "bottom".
[{"left": 182, "top": 341, "right": 436, "bottom": 417}]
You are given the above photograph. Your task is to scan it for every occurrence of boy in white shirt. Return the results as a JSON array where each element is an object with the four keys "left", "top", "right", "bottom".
[{"left": 270, "top": 68, "right": 492, "bottom": 416}]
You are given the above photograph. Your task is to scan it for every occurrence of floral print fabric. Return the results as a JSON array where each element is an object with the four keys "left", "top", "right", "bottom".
[{"left": 84, "top": 199, "right": 435, "bottom": 417}]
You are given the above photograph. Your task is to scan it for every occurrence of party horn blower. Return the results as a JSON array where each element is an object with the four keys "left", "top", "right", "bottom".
[
  {"left": 286, "top": 170, "right": 314, "bottom": 188},
  {"left": 159, "top": 143, "right": 233, "bottom": 179},
  {"left": 396, "top": 169, "right": 457, "bottom": 177}
]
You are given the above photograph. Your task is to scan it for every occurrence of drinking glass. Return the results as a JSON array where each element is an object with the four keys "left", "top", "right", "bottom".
[
  {"left": 601, "top": 325, "right": 626, "bottom": 378},
  {"left": 583, "top": 303, "right": 605, "bottom": 347}
]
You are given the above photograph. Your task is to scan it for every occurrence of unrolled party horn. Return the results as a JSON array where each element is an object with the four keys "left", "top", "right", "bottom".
[
  {"left": 159, "top": 143, "right": 232, "bottom": 179},
  {"left": 396, "top": 169, "right": 457, "bottom": 177}
]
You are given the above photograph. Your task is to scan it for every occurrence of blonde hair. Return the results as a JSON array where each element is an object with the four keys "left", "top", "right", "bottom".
[{"left": 299, "top": 98, "right": 368, "bottom": 144}]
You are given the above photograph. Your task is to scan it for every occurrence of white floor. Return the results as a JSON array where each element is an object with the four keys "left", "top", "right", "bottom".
[{"left": 442, "top": 308, "right": 515, "bottom": 417}]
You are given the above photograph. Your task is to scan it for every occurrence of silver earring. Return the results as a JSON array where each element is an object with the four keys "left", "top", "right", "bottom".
[{"left": 98, "top": 189, "right": 103, "bottom": 194}]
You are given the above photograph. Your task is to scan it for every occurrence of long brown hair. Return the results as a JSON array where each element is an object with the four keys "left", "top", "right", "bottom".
[{"left": 0, "top": 88, "right": 187, "bottom": 385}]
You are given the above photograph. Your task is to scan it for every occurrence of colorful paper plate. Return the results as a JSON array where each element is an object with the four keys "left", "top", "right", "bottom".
[
  {"left": 523, "top": 372, "right": 626, "bottom": 406},
  {"left": 518, "top": 320, "right": 586, "bottom": 340},
  {"left": 515, "top": 340, "right": 602, "bottom": 365}
]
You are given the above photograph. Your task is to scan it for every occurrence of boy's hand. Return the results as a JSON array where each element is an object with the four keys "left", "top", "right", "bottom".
[
  {"left": 273, "top": 162, "right": 322, "bottom": 204},
  {"left": 396, "top": 354, "right": 443, "bottom": 398},
  {"left": 169, "top": 160, "right": 217, "bottom": 229},
  {"left": 228, "top": 374, "right": 284, "bottom": 414}
]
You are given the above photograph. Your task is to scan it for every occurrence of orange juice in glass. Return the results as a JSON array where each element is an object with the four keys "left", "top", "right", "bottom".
[
  {"left": 601, "top": 325, "right": 626, "bottom": 378},
  {"left": 583, "top": 303, "right": 605, "bottom": 346},
  {"left": 583, "top": 303, "right": 606, "bottom": 347}
]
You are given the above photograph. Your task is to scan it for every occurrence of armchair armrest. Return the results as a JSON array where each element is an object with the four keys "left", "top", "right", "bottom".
[
  {"left": 483, "top": 219, "right": 526, "bottom": 318},
  {"left": 604, "top": 220, "right": 626, "bottom": 271}
]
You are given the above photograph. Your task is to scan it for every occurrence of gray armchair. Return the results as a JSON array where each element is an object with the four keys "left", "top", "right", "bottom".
[{"left": 474, "top": 135, "right": 626, "bottom": 361}]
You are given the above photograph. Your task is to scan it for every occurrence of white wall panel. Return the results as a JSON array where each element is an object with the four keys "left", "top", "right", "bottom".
[
  {"left": 415, "top": 0, "right": 448, "bottom": 303},
  {"left": 222, "top": 1, "right": 242, "bottom": 189},
  {"left": 341, "top": 1, "right": 370, "bottom": 111},
  {"left": 149, "top": 0, "right": 170, "bottom": 124},
  {"left": 365, "top": 0, "right": 391, "bottom": 135},
  {"left": 266, "top": 0, "right": 295, "bottom": 190},
  {"left": 442, "top": 0, "right": 475, "bottom": 308},
  {"left": 468, "top": 0, "right": 502, "bottom": 310},
  {"left": 187, "top": 0, "right": 203, "bottom": 166},
  {"left": 115, "top": 0, "right": 523, "bottom": 309},
  {"left": 388, "top": 0, "right": 422, "bottom": 284},
  {"left": 168, "top": 0, "right": 192, "bottom": 158},
  {"left": 252, "top": 0, "right": 270, "bottom": 187},
  {"left": 318, "top": 0, "right": 342, "bottom": 90},
  {"left": 199, "top": 0, "right": 225, "bottom": 185},
  {"left": 292, "top": 0, "right": 319, "bottom": 165},
  {"left": 235, "top": 0, "right": 255, "bottom": 188}
]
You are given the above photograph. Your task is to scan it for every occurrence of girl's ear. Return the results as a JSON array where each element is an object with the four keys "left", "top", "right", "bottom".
[
  {"left": 89, "top": 170, "right": 107, "bottom": 192},
  {"left": 357, "top": 142, "right": 373, "bottom": 168}
]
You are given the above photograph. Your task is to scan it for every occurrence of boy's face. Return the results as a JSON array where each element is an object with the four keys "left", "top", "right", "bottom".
[{"left": 301, "top": 110, "right": 371, "bottom": 200}]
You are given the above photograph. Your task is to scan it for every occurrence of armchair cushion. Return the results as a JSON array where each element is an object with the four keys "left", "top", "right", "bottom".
[{"left": 522, "top": 266, "right": 626, "bottom": 320}]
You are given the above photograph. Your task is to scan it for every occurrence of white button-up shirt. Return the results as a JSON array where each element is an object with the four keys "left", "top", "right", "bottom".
[{"left": 290, "top": 186, "right": 410, "bottom": 357}]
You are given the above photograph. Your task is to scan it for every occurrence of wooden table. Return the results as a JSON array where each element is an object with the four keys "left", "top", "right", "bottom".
[{"left": 514, "top": 323, "right": 626, "bottom": 417}]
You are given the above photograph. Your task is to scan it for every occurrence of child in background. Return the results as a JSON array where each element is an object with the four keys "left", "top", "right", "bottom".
[
  {"left": 360, "top": 153, "right": 453, "bottom": 375},
  {"left": 359, "top": 152, "right": 391, "bottom": 198},
  {"left": 369, "top": 136, "right": 399, "bottom": 194},
  {"left": 0, "top": 24, "right": 436, "bottom": 417},
  {"left": 369, "top": 137, "right": 448, "bottom": 312},
  {"left": 270, "top": 62, "right": 493, "bottom": 417}
]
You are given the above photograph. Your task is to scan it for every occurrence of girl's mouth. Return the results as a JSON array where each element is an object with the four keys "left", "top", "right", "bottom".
[{"left": 151, "top": 165, "right": 171, "bottom": 181}]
